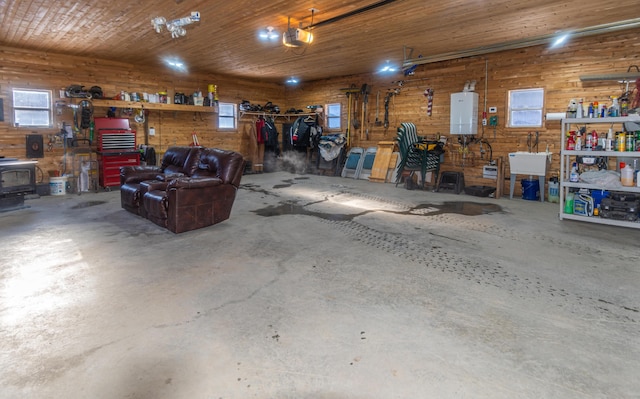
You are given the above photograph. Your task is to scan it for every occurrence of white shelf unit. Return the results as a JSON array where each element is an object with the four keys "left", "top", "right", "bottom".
[{"left": 559, "top": 116, "right": 640, "bottom": 228}]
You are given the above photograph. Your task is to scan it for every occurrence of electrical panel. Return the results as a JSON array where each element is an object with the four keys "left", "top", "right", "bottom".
[{"left": 450, "top": 92, "right": 478, "bottom": 135}]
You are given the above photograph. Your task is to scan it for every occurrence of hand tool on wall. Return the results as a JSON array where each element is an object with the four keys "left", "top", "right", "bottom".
[
  {"left": 340, "top": 85, "right": 360, "bottom": 146},
  {"left": 375, "top": 90, "right": 382, "bottom": 126},
  {"left": 352, "top": 93, "right": 360, "bottom": 130},
  {"left": 383, "top": 91, "right": 393, "bottom": 129},
  {"left": 346, "top": 91, "right": 352, "bottom": 146},
  {"left": 360, "top": 84, "right": 370, "bottom": 140}
]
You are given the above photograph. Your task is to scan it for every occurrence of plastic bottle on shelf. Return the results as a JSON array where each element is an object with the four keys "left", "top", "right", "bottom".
[
  {"left": 620, "top": 97, "right": 629, "bottom": 116},
  {"left": 620, "top": 162, "right": 634, "bottom": 186},
  {"left": 569, "top": 162, "right": 580, "bottom": 182},
  {"left": 586, "top": 131, "right": 593, "bottom": 150},
  {"left": 626, "top": 133, "right": 635, "bottom": 152},
  {"left": 611, "top": 96, "right": 620, "bottom": 117},
  {"left": 564, "top": 192, "right": 574, "bottom": 214},
  {"left": 593, "top": 101, "right": 599, "bottom": 118},
  {"left": 566, "top": 132, "right": 575, "bottom": 150},
  {"left": 577, "top": 99, "right": 584, "bottom": 118},
  {"left": 617, "top": 132, "right": 626, "bottom": 152}
]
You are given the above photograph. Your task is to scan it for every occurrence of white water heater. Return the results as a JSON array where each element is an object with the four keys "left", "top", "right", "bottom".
[{"left": 450, "top": 92, "right": 479, "bottom": 135}]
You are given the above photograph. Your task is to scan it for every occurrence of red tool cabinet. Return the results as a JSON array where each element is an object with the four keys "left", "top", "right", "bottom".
[{"left": 95, "top": 117, "right": 140, "bottom": 189}]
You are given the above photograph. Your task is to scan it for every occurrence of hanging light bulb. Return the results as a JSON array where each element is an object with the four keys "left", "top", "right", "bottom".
[
  {"left": 151, "top": 16, "right": 166, "bottom": 33},
  {"left": 152, "top": 12, "right": 199, "bottom": 39}
]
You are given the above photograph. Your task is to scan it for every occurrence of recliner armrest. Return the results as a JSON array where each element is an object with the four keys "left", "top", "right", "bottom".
[
  {"left": 120, "top": 166, "right": 162, "bottom": 185},
  {"left": 140, "top": 180, "right": 170, "bottom": 192},
  {"left": 168, "top": 177, "right": 223, "bottom": 189},
  {"left": 155, "top": 173, "right": 185, "bottom": 182}
]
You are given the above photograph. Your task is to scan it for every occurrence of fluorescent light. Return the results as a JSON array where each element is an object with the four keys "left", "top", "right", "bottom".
[{"left": 286, "top": 77, "right": 299, "bottom": 84}]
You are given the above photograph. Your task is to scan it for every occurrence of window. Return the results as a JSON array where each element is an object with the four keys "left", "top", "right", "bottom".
[
  {"left": 13, "top": 88, "right": 52, "bottom": 127},
  {"left": 326, "top": 103, "right": 341, "bottom": 130},
  {"left": 507, "top": 88, "right": 544, "bottom": 128},
  {"left": 218, "top": 102, "right": 237, "bottom": 129}
]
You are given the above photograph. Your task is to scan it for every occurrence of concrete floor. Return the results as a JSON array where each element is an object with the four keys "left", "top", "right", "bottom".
[{"left": 1, "top": 171, "right": 639, "bottom": 398}]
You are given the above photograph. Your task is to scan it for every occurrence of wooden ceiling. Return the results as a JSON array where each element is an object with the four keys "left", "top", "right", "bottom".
[{"left": 1, "top": 0, "right": 639, "bottom": 84}]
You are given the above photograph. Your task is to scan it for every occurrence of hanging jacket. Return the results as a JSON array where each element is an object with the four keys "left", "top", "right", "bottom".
[
  {"left": 255, "top": 117, "right": 266, "bottom": 144},
  {"left": 262, "top": 119, "right": 280, "bottom": 154}
]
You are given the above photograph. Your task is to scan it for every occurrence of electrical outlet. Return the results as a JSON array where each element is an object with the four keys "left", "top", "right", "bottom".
[
  {"left": 482, "top": 118, "right": 487, "bottom": 126},
  {"left": 149, "top": 127, "right": 155, "bottom": 136}
]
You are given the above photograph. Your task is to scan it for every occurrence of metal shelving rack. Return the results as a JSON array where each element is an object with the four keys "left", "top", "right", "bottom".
[{"left": 559, "top": 116, "right": 640, "bottom": 228}]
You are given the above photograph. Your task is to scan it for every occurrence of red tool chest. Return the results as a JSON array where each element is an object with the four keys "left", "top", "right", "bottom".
[{"left": 95, "top": 117, "right": 140, "bottom": 189}]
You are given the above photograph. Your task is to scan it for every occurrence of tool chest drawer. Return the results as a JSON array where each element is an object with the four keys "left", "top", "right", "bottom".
[{"left": 98, "top": 152, "right": 140, "bottom": 188}]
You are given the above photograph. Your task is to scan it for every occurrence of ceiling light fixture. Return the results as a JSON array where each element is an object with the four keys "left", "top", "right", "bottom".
[
  {"left": 286, "top": 77, "right": 299, "bottom": 84},
  {"left": 550, "top": 33, "right": 569, "bottom": 48},
  {"left": 378, "top": 60, "right": 399, "bottom": 73},
  {"left": 163, "top": 57, "right": 188, "bottom": 72},
  {"left": 259, "top": 26, "right": 279, "bottom": 41},
  {"left": 152, "top": 11, "right": 200, "bottom": 39}
]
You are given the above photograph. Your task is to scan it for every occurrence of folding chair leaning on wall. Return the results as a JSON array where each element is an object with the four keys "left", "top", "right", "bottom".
[{"left": 394, "top": 122, "right": 444, "bottom": 189}]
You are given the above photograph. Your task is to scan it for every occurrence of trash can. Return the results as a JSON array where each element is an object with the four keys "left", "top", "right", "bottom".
[{"left": 521, "top": 178, "right": 540, "bottom": 201}]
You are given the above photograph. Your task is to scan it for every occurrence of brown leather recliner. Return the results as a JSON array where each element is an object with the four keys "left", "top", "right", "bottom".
[
  {"left": 120, "top": 146, "right": 202, "bottom": 215},
  {"left": 141, "top": 148, "right": 245, "bottom": 233}
]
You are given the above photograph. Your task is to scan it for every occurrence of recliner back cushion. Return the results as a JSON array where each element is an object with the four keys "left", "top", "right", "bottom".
[
  {"left": 192, "top": 148, "right": 244, "bottom": 186},
  {"left": 182, "top": 147, "right": 203, "bottom": 176},
  {"left": 192, "top": 149, "right": 222, "bottom": 179},
  {"left": 160, "top": 146, "right": 202, "bottom": 175}
]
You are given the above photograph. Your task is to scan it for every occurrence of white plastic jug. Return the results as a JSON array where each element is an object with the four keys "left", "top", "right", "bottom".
[{"left": 621, "top": 163, "right": 634, "bottom": 186}]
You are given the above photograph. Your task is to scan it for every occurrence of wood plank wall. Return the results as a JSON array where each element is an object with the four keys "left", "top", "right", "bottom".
[
  {"left": 286, "top": 30, "right": 640, "bottom": 196},
  {"left": 0, "top": 46, "right": 284, "bottom": 178},
  {"left": 1, "top": 29, "right": 639, "bottom": 194}
]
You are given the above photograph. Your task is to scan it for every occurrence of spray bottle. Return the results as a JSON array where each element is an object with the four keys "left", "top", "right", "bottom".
[{"left": 569, "top": 162, "right": 580, "bottom": 182}]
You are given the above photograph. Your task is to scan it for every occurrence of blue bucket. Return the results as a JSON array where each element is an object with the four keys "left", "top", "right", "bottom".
[{"left": 521, "top": 178, "right": 540, "bottom": 201}]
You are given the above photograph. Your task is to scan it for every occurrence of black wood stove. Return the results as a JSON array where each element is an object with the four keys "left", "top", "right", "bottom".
[{"left": 0, "top": 157, "right": 37, "bottom": 210}]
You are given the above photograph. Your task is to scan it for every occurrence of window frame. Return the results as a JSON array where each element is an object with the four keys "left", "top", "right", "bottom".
[
  {"left": 218, "top": 102, "right": 237, "bottom": 130},
  {"left": 325, "top": 103, "right": 341, "bottom": 131},
  {"left": 12, "top": 88, "right": 53, "bottom": 128},
  {"left": 507, "top": 88, "right": 544, "bottom": 128}
]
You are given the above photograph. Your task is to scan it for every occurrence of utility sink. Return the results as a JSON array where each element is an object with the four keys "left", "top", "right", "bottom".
[{"left": 508, "top": 151, "right": 552, "bottom": 176}]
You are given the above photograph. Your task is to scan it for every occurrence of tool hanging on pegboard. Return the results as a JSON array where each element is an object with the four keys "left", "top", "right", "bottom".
[{"left": 423, "top": 88, "right": 434, "bottom": 116}]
